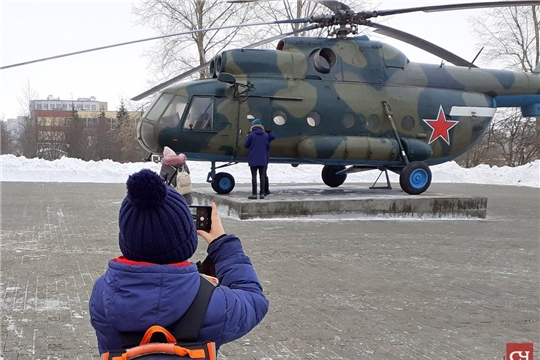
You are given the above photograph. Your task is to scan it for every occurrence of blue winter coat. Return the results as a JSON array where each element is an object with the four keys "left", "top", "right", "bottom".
[
  {"left": 89, "top": 235, "right": 269, "bottom": 354},
  {"left": 244, "top": 127, "right": 276, "bottom": 167}
]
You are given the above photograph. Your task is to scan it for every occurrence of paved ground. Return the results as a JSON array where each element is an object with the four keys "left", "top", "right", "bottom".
[{"left": 1, "top": 182, "right": 538, "bottom": 360}]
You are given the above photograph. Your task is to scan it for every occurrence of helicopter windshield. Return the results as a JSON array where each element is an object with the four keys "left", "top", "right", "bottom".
[
  {"left": 183, "top": 97, "right": 214, "bottom": 131},
  {"left": 143, "top": 93, "right": 187, "bottom": 128},
  {"left": 160, "top": 96, "right": 187, "bottom": 127}
]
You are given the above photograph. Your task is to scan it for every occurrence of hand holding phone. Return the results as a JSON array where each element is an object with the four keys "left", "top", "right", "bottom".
[
  {"left": 194, "top": 203, "right": 225, "bottom": 245},
  {"left": 189, "top": 205, "right": 212, "bottom": 231}
]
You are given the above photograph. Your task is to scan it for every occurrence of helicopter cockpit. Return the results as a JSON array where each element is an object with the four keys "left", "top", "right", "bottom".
[
  {"left": 183, "top": 97, "right": 214, "bottom": 131},
  {"left": 138, "top": 93, "right": 217, "bottom": 153}
]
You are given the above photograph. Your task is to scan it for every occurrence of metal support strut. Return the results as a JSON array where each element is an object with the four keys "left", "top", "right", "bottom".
[
  {"left": 382, "top": 101, "right": 409, "bottom": 165},
  {"left": 369, "top": 167, "right": 392, "bottom": 190},
  {"left": 206, "top": 161, "right": 239, "bottom": 183}
]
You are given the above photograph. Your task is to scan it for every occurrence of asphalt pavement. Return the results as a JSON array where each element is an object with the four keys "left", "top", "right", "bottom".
[{"left": 1, "top": 182, "right": 538, "bottom": 359}]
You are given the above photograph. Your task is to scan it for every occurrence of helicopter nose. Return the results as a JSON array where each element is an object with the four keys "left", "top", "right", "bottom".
[{"left": 137, "top": 119, "right": 160, "bottom": 153}]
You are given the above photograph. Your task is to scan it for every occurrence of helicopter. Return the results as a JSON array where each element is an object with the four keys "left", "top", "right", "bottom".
[
  {"left": 3, "top": 1, "right": 539, "bottom": 195},
  {"left": 130, "top": 0, "right": 540, "bottom": 195}
]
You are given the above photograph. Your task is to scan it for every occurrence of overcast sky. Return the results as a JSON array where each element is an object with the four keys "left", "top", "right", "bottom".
[{"left": 1, "top": 0, "right": 500, "bottom": 120}]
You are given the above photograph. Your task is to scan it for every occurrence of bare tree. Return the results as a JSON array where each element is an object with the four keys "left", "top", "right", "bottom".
[
  {"left": 87, "top": 111, "right": 116, "bottom": 161},
  {"left": 472, "top": 5, "right": 540, "bottom": 164},
  {"left": 66, "top": 109, "right": 87, "bottom": 159},
  {"left": 490, "top": 108, "right": 539, "bottom": 166},
  {"left": 36, "top": 116, "right": 69, "bottom": 160},
  {"left": 16, "top": 81, "right": 38, "bottom": 158},
  {"left": 0, "top": 118, "right": 15, "bottom": 155},
  {"left": 474, "top": 5, "right": 539, "bottom": 72},
  {"left": 114, "top": 101, "right": 147, "bottom": 163},
  {"left": 456, "top": 128, "right": 496, "bottom": 168},
  {"left": 133, "top": 0, "right": 257, "bottom": 83}
]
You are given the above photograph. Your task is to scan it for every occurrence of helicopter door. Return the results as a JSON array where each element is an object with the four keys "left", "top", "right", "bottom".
[
  {"left": 166, "top": 96, "right": 238, "bottom": 161},
  {"left": 236, "top": 97, "right": 271, "bottom": 159}
]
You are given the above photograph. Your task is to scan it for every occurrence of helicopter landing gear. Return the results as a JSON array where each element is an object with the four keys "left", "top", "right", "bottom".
[
  {"left": 322, "top": 165, "right": 347, "bottom": 187},
  {"left": 211, "top": 172, "right": 235, "bottom": 194},
  {"left": 399, "top": 161, "right": 432, "bottom": 195}
]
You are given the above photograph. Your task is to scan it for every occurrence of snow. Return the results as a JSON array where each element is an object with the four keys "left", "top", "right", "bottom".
[{"left": 1, "top": 155, "right": 538, "bottom": 188}]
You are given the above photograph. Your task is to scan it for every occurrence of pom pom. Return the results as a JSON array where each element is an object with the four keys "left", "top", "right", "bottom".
[{"left": 126, "top": 169, "right": 167, "bottom": 208}]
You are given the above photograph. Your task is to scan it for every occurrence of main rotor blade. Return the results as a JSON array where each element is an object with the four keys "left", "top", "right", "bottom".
[
  {"left": 0, "top": 19, "right": 308, "bottom": 70},
  {"left": 130, "top": 63, "right": 210, "bottom": 102},
  {"left": 369, "top": 22, "right": 478, "bottom": 68},
  {"left": 311, "top": 0, "right": 350, "bottom": 12},
  {"left": 131, "top": 24, "right": 321, "bottom": 101},
  {"left": 227, "top": 0, "right": 350, "bottom": 13},
  {"left": 246, "top": 24, "right": 320, "bottom": 48},
  {"left": 363, "top": 1, "right": 540, "bottom": 19}
]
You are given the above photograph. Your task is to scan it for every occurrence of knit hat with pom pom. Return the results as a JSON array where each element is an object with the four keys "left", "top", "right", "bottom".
[{"left": 118, "top": 169, "right": 197, "bottom": 264}]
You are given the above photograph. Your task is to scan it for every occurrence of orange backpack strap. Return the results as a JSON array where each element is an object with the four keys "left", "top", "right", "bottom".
[{"left": 102, "top": 341, "right": 216, "bottom": 360}]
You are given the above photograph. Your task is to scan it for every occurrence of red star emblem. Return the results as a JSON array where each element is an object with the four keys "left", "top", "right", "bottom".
[{"left": 423, "top": 105, "right": 459, "bottom": 145}]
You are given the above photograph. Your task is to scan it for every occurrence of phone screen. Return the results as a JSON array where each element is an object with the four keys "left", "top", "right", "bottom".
[{"left": 189, "top": 206, "right": 212, "bottom": 231}]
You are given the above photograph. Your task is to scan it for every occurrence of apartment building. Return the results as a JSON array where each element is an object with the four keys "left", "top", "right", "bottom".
[{"left": 30, "top": 95, "right": 108, "bottom": 112}]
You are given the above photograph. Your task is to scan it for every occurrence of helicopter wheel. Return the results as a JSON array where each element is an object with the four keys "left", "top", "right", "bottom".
[
  {"left": 399, "top": 161, "right": 432, "bottom": 195},
  {"left": 211, "top": 172, "right": 235, "bottom": 194},
  {"left": 322, "top": 165, "right": 347, "bottom": 187}
]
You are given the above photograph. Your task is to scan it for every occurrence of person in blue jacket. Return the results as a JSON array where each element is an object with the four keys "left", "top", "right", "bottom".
[
  {"left": 244, "top": 119, "right": 275, "bottom": 199},
  {"left": 89, "top": 169, "right": 269, "bottom": 355}
]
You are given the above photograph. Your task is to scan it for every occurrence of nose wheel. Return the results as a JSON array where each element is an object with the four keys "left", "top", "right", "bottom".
[
  {"left": 322, "top": 165, "right": 347, "bottom": 187},
  {"left": 399, "top": 161, "right": 432, "bottom": 195},
  {"left": 211, "top": 172, "right": 235, "bottom": 194}
]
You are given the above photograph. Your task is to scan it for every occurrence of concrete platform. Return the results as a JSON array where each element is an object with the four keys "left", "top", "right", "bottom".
[{"left": 192, "top": 183, "right": 488, "bottom": 219}]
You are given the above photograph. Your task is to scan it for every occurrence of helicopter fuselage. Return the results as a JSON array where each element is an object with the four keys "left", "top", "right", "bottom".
[{"left": 136, "top": 36, "right": 539, "bottom": 194}]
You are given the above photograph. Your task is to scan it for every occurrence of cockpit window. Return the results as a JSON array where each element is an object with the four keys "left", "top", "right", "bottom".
[
  {"left": 160, "top": 96, "right": 187, "bottom": 127},
  {"left": 183, "top": 97, "right": 214, "bottom": 131},
  {"left": 144, "top": 93, "right": 174, "bottom": 122}
]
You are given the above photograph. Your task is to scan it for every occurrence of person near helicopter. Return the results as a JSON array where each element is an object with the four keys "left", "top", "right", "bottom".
[
  {"left": 159, "top": 146, "right": 193, "bottom": 205},
  {"left": 244, "top": 119, "right": 275, "bottom": 199}
]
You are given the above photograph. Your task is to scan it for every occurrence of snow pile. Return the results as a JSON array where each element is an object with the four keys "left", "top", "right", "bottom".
[{"left": 0, "top": 154, "right": 538, "bottom": 188}]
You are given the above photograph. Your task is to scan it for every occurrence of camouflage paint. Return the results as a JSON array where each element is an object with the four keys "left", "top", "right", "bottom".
[{"left": 138, "top": 36, "right": 540, "bottom": 169}]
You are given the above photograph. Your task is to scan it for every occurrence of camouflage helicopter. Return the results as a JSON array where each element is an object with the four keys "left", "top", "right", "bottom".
[
  {"left": 4, "top": 1, "right": 539, "bottom": 195},
  {"left": 130, "top": 0, "right": 540, "bottom": 195}
]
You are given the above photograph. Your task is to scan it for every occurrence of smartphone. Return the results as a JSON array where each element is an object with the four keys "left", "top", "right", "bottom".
[{"left": 188, "top": 205, "right": 212, "bottom": 231}]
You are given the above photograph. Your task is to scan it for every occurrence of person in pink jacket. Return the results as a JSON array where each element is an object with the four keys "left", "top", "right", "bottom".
[{"left": 159, "top": 146, "right": 192, "bottom": 205}]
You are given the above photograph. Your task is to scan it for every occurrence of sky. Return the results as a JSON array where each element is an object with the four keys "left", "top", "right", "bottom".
[
  {"left": 0, "top": 0, "right": 509, "bottom": 120},
  {"left": 1, "top": 154, "right": 539, "bottom": 188}
]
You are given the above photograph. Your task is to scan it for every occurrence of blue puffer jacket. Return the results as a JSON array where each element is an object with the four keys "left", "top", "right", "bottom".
[
  {"left": 89, "top": 235, "right": 269, "bottom": 354},
  {"left": 244, "top": 127, "right": 276, "bottom": 167}
]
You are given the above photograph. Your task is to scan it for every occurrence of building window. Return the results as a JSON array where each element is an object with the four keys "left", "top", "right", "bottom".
[
  {"left": 36, "top": 104, "right": 42, "bottom": 110},
  {"left": 91, "top": 105, "right": 97, "bottom": 111},
  {"left": 86, "top": 118, "right": 98, "bottom": 128}
]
